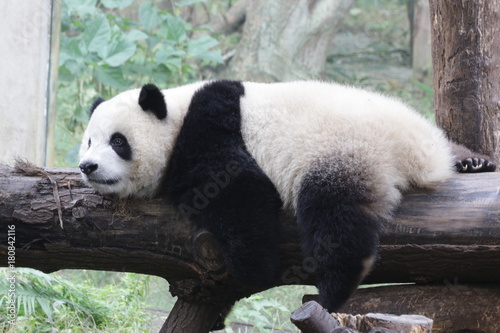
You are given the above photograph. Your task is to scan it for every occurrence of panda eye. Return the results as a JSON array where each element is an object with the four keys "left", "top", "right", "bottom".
[
  {"left": 110, "top": 132, "right": 128, "bottom": 148},
  {"left": 109, "top": 132, "right": 132, "bottom": 160},
  {"left": 111, "top": 137, "right": 124, "bottom": 147},
  {"left": 88, "top": 138, "right": 91, "bottom": 148}
]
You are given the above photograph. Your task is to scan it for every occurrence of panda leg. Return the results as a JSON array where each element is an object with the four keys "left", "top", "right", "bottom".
[
  {"left": 296, "top": 178, "right": 382, "bottom": 312},
  {"left": 194, "top": 168, "right": 283, "bottom": 289}
]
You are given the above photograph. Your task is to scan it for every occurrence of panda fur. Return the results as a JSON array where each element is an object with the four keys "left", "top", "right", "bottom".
[{"left": 79, "top": 80, "right": 496, "bottom": 313}]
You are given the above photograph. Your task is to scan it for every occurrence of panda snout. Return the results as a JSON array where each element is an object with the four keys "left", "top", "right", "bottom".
[{"left": 79, "top": 162, "right": 98, "bottom": 175}]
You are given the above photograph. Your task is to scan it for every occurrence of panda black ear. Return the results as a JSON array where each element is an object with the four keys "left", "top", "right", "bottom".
[
  {"left": 89, "top": 97, "right": 105, "bottom": 118},
  {"left": 138, "top": 84, "right": 167, "bottom": 120}
]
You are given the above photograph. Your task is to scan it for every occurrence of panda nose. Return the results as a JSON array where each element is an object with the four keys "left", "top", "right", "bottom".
[{"left": 79, "top": 162, "right": 98, "bottom": 175}]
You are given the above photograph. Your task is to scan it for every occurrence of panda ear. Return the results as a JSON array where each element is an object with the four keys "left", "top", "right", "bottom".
[
  {"left": 138, "top": 84, "right": 167, "bottom": 120},
  {"left": 89, "top": 97, "right": 105, "bottom": 118}
]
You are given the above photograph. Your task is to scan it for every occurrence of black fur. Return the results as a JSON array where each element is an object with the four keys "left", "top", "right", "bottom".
[
  {"left": 90, "top": 97, "right": 105, "bottom": 117},
  {"left": 162, "top": 80, "right": 283, "bottom": 288},
  {"left": 296, "top": 164, "right": 381, "bottom": 312},
  {"left": 110, "top": 132, "right": 132, "bottom": 161},
  {"left": 138, "top": 83, "right": 167, "bottom": 120}
]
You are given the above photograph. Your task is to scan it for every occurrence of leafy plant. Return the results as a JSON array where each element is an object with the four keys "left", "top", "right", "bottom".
[
  {"left": 226, "top": 294, "right": 292, "bottom": 332},
  {"left": 56, "top": 0, "right": 223, "bottom": 167},
  {"left": 0, "top": 268, "right": 152, "bottom": 332}
]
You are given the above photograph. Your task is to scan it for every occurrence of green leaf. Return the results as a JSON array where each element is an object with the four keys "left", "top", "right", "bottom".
[
  {"left": 64, "top": 0, "right": 98, "bottom": 17},
  {"left": 126, "top": 29, "right": 149, "bottom": 42},
  {"left": 59, "top": 36, "right": 86, "bottom": 65},
  {"left": 187, "top": 35, "right": 223, "bottom": 63},
  {"left": 139, "top": 2, "right": 164, "bottom": 31},
  {"left": 59, "top": 37, "right": 89, "bottom": 75},
  {"left": 104, "top": 36, "right": 136, "bottom": 66},
  {"left": 155, "top": 43, "right": 188, "bottom": 74},
  {"left": 84, "top": 13, "right": 111, "bottom": 55},
  {"left": 163, "top": 14, "right": 187, "bottom": 41},
  {"left": 174, "top": 0, "right": 207, "bottom": 7},
  {"left": 94, "top": 66, "right": 129, "bottom": 89},
  {"left": 100, "top": 0, "right": 134, "bottom": 9}
]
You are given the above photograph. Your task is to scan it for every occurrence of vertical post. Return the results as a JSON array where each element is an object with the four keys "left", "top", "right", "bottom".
[
  {"left": 429, "top": 0, "right": 500, "bottom": 161},
  {"left": 0, "top": 0, "right": 61, "bottom": 166},
  {"left": 410, "top": 0, "right": 432, "bottom": 86}
]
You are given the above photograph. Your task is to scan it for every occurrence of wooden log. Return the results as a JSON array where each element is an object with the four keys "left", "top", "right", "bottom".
[
  {"left": 340, "top": 284, "right": 500, "bottom": 333},
  {"left": 290, "top": 301, "right": 346, "bottom": 333},
  {"left": 1, "top": 166, "right": 500, "bottom": 287},
  {"left": 290, "top": 302, "right": 432, "bottom": 333},
  {"left": 1, "top": 164, "right": 500, "bottom": 332},
  {"left": 332, "top": 313, "right": 432, "bottom": 333}
]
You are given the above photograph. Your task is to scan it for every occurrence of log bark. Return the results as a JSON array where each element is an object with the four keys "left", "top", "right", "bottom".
[
  {"left": 430, "top": 0, "right": 500, "bottom": 162},
  {"left": 1, "top": 165, "right": 500, "bottom": 331},
  {"left": 1, "top": 166, "right": 500, "bottom": 285},
  {"left": 159, "top": 297, "right": 228, "bottom": 333},
  {"left": 219, "top": 0, "right": 355, "bottom": 82},
  {"left": 332, "top": 313, "right": 432, "bottom": 333},
  {"left": 291, "top": 301, "right": 433, "bottom": 333},
  {"left": 339, "top": 284, "right": 500, "bottom": 332},
  {"left": 290, "top": 301, "right": 345, "bottom": 333}
]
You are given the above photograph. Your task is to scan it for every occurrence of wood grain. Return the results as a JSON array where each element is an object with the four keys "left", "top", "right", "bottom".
[{"left": 1, "top": 166, "right": 499, "bottom": 288}]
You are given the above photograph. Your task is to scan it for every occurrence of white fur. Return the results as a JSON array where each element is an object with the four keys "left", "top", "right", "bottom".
[
  {"left": 238, "top": 81, "right": 454, "bottom": 217},
  {"left": 79, "top": 80, "right": 454, "bottom": 212},
  {"left": 79, "top": 82, "right": 204, "bottom": 198}
]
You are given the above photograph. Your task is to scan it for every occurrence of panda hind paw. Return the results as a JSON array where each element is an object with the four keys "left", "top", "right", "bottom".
[{"left": 455, "top": 158, "right": 496, "bottom": 173}]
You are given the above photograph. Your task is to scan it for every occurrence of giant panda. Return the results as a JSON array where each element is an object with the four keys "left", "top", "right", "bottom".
[{"left": 78, "top": 80, "right": 496, "bottom": 314}]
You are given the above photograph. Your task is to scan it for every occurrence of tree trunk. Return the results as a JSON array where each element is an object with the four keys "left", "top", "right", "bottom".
[
  {"left": 219, "top": 0, "right": 355, "bottom": 82},
  {"left": 159, "top": 298, "right": 228, "bottom": 333},
  {"left": 430, "top": 0, "right": 500, "bottom": 162}
]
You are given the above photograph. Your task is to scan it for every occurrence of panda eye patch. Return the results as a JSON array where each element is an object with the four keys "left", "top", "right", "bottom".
[{"left": 110, "top": 132, "right": 132, "bottom": 160}]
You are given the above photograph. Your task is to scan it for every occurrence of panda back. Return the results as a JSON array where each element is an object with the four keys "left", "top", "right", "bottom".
[{"left": 239, "top": 81, "right": 454, "bottom": 209}]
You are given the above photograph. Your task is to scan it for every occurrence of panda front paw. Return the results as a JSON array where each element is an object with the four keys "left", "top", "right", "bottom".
[{"left": 455, "top": 158, "right": 496, "bottom": 173}]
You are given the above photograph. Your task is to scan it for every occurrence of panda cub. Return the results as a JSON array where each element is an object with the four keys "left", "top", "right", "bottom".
[{"left": 79, "top": 80, "right": 496, "bottom": 312}]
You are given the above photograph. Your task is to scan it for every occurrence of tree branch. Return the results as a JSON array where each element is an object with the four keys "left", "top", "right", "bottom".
[{"left": 1, "top": 165, "right": 500, "bottom": 297}]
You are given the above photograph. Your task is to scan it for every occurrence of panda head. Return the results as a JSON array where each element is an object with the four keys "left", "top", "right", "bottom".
[{"left": 78, "top": 84, "right": 174, "bottom": 198}]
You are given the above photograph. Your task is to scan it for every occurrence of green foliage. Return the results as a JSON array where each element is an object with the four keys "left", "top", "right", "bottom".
[
  {"left": 326, "top": 0, "right": 434, "bottom": 118},
  {"left": 56, "top": 0, "right": 223, "bottom": 167},
  {"left": 0, "top": 268, "right": 152, "bottom": 332},
  {"left": 225, "top": 285, "right": 317, "bottom": 332},
  {"left": 226, "top": 294, "right": 290, "bottom": 332}
]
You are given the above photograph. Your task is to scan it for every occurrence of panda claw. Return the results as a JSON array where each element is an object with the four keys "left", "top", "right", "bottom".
[
  {"left": 485, "top": 161, "right": 497, "bottom": 172},
  {"left": 456, "top": 157, "right": 497, "bottom": 173}
]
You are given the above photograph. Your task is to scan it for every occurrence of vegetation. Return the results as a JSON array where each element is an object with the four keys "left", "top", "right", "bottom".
[
  {"left": 56, "top": 0, "right": 223, "bottom": 166},
  {"left": 0, "top": 268, "right": 315, "bottom": 332},
  {"left": 328, "top": 0, "right": 435, "bottom": 118},
  {"left": 0, "top": 268, "right": 152, "bottom": 332}
]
